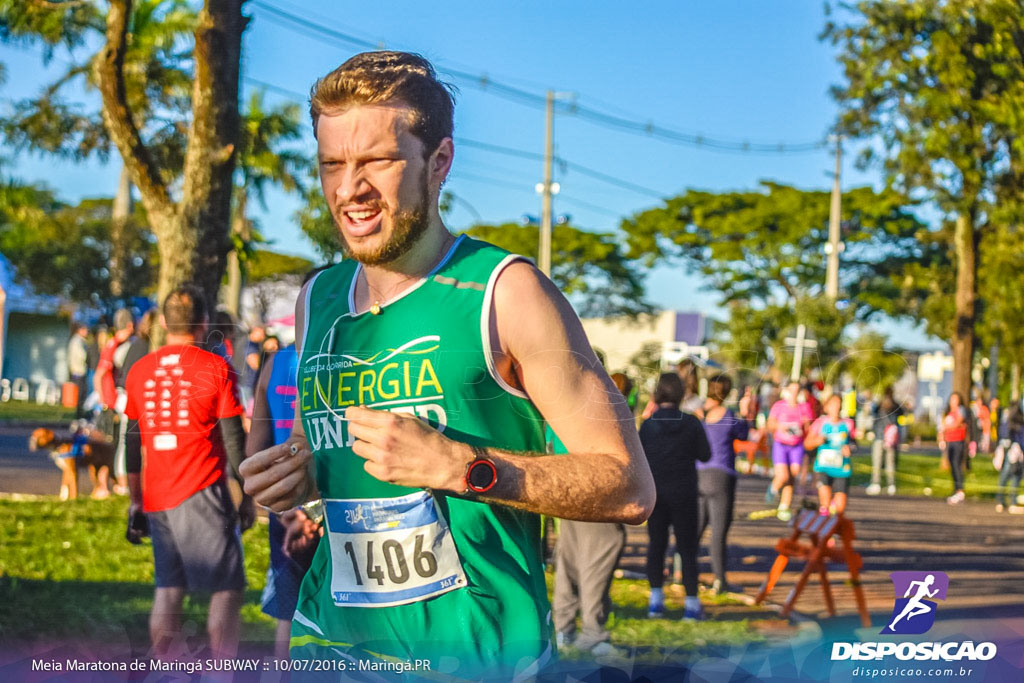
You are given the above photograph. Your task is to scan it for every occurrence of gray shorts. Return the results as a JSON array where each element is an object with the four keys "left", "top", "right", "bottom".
[{"left": 149, "top": 481, "right": 246, "bottom": 593}]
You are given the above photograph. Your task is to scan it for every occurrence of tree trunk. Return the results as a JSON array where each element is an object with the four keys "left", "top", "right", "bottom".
[
  {"left": 97, "top": 0, "right": 245, "bottom": 349},
  {"left": 952, "top": 212, "right": 977, "bottom": 399},
  {"left": 108, "top": 164, "right": 134, "bottom": 300},
  {"left": 223, "top": 192, "right": 249, "bottom": 320},
  {"left": 1012, "top": 363, "right": 1020, "bottom": 403}
]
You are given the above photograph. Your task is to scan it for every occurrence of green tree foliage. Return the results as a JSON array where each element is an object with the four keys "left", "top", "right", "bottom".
[
  {"left": 0, "top": 182, "right": 155, "bottom": 304},
  {"left": 293, "top": 185, "right": 337, "bottom": 263},
  {"left": 623, "top": 182, "right": 921, "bottom": 369},
  {"left": 463, "top": 222, "right": 652, "bottom": 318},
  {"left": 624, "top": 182, "right": 926, "bottom": 316},
  {"left": 834, "top": 330, "right": 910, "bottom": 394},
  {"left": 245, "top": 249, "right": 313, "bottom": 284},
  {"left": 823, "top": 0, "right": 1024, "bottom": 396},
  {"left": 3, "top": 0, "right": 247, "bottom": 347},
  {"left": 0, "top": 0, "right": 194, "bottom": 168},
  {"left": 224, "top": 91, "right": 312, "bottom": 316}
]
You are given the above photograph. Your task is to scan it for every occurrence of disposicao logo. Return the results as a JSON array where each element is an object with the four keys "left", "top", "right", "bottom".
[
  {"left": 881, "top": 571, "right": 948, "bottom": 635},
  {"left": 831, "top": 571, "right": 997, "bottom": 662}
]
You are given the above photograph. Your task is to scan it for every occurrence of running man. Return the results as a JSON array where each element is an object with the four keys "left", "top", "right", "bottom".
[
  {"left": 240, "top": 51, "right": 655, "bottom": 677},
  {"left": 888, "top": 574, "right": 939, "bottom": 631}
]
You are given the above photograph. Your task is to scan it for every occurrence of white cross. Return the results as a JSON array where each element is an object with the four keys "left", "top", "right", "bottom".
[{"left": 784, "top": 324, "right": 818, "bottom": 382}]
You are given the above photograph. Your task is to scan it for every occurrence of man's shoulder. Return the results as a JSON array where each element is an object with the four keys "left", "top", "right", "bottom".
[{"left": 185, "top": 345, "right": 234, "bottom": 372}]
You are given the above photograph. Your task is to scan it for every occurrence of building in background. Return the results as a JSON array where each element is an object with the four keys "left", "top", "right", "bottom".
[
  {"left": 0, "top": 253, "right": 69, "bottom": 398},
  {"left": 581, "top": 311, "right": 708, "bottom": 373},
  {"left": 916, "top": 351, "right": 954, "bottom": 424}
]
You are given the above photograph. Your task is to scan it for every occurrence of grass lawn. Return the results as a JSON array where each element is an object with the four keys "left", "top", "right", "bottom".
[
  {"left": 847, "top": 450, "right": 1004, "bottom": 500},
  {"left": 547, "top": 573, "right": 765, "bottom": 661},
  {"left": 0, "top": 497, "right": 275, "bottom": 648},
  {"left": 0, "top": 497, "right": 774, "bottom": 661},
  {"left": 0, "top": 401, "right": 76, "bottom": 425}
]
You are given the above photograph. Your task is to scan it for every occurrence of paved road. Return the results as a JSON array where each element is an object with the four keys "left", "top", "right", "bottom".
[
  {"left": 0, "top": 426, "right": 88, "bottom": 496},
  {"left": 618, "top": 473, "right": 1024, "bottom": 641}
]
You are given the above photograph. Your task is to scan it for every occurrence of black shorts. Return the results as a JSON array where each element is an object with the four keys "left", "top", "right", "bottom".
[
  {"left": 817, "top": 474, "right": 851, "bottom": 495},
  {"left": 148, "top": 482, "right": 246, "bottom": 593}
]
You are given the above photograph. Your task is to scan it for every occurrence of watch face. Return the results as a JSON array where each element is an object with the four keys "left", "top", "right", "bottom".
[{"left": 467, "top": 459, "right": 497, "bottom": 492}]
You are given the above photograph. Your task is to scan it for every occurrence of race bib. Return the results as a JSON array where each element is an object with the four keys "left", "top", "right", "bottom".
[
  {"left": 324, "top": 490, "right": 467, "bottom": 608},
  {"left": 783, "top": 422, "right": 803, "bottom": 438},
  {"left": 817, "top": 447, "right": 844, "bottom": 469}
]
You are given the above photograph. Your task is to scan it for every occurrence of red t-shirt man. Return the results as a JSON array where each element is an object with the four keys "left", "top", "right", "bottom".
[{"left": 124, "top": 344, "right": 244, "bottom": 512}]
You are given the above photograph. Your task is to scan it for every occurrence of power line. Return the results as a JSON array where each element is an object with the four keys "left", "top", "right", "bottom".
[
  {"left": 248, "top": 0, "right": 828, "bottom": 155},
  {"left": 455, "top": 138, "right": 668, "bottom": 200},
  {"left": 244, "top": 77, "right": 670, "bottom": 201}
]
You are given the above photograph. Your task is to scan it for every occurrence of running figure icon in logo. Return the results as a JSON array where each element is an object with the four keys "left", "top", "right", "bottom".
[{"left": 881, "top": 571, "right": 949, "bottom": 635}]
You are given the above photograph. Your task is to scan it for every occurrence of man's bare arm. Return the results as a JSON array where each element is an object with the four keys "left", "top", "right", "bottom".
[
  {"left": 485, "top": 261, "right": 653, "bottom": 523},
  {"left": 346, "top": 261, "right": 655, "bottom": 524}
]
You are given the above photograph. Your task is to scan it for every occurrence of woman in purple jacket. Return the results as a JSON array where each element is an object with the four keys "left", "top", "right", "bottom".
[{"left": 696, "top": 374, "right": 750, "bottom": 595}]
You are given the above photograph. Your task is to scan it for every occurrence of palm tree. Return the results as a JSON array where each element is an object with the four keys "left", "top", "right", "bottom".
[
  {"left": 224, "top": 90, "right": 311, "bottom": 319},
  {"left": 0, "top": 0, "right": 195, "bottom": 301}
]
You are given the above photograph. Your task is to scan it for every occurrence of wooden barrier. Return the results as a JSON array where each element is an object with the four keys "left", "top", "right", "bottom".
[
  {"left": 734, "top": 429, "right": 769, "bottom": 474},
  {"left": 754, "top": 509, "right": 870, "bottom": 628}
]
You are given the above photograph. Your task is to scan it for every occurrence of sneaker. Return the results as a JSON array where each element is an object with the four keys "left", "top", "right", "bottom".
[
  {"left": 682, "top": 603, "right": 705, "bottom": 621},
  {"left": 887, "top": 485, "right": 897, "bottom": 496},
  {"left": 777, "top": 507, "right": 792, "bottom": 522},
  {"left": 996, "top": 504, "right": 1006, "bottom": 513},
  {"left": 1009, "top": 505, "right": 1024, "bottom": 515},
  {"left": 647, "top": 602, "right": 665, "bottom": 619},
  {"left": 866, "top": 484, "right": 881, "bottom": 496},
  {"left": 765, "top": 486, "right": 779, "bottom": 504},
  {"left": 947, "top": 491, "right": 965, "bottom": 505}
]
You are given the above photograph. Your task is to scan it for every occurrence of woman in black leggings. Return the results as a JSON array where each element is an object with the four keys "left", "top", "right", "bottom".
[
  {"left": 640, "top": 373, "right": 711, "bottom": 621},
  {"left": 940, "top": 392, "right": 968, "bottom": 505},
  {"left": 695, "top": 375, "right": 750, "bottom": 594}
]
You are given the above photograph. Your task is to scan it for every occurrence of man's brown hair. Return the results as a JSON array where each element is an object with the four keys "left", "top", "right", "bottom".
[
  {"left": 309, "top": 51, "right": 456, "bottom": 154},
  {"left": 162, "top": 285, "right": 207, "bottom": 336}
]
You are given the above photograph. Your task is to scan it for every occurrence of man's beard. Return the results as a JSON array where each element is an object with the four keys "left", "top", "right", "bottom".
[{"left": 336, "top": 170, "right": 431, "bottom": 267}]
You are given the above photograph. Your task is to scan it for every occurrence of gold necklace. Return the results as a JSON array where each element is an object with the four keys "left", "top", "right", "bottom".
[{"left": 363, "top": 234, "right": 455, "bottom": 315}]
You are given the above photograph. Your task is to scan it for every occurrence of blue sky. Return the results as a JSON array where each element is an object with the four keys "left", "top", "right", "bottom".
[{"left": 0, "top": 0, "right": 942, "bottom": 348}]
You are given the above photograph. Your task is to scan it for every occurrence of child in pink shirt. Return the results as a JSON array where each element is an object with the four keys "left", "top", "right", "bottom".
[{"left": 765, "top": 381, "right": 813, "bottom": 521}]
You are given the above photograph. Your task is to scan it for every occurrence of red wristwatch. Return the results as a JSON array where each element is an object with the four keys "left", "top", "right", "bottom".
[{"left": 464, "top": 448, "right": 498, "bottom": 494}]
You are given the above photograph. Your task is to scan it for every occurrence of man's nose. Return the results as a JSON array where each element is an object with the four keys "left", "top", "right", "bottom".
[{"left": 335, "top": 167, "right": 374, "bottom": 204}]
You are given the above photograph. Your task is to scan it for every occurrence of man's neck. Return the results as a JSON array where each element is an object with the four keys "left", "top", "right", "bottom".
[
  {"left": 361, "top": 221, "right": 454, "bottom": 298},
  {"left": 164, "top": 334, "right": 198, "bottom": 346}
]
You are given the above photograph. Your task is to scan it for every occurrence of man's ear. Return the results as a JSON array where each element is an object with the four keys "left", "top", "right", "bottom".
[
  {"left": 159, "top": 314, "right": 168, "bottom": 331},
  {"left": 430, "top": 137, "right": 454, "bottom": 189}
]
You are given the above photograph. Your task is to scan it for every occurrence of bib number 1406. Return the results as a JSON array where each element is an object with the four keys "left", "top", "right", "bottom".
[{"left": 342, "top": 534, "right": 438, "bottom": 586}]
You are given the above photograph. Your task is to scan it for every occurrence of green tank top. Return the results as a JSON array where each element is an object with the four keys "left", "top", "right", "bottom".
[{"left": 291, "top": 235, "right": 553, "bottom": 676}]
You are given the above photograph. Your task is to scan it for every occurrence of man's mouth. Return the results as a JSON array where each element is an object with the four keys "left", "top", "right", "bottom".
[{"left": 342, "top": 207, "right": 383, "bottom": 237}]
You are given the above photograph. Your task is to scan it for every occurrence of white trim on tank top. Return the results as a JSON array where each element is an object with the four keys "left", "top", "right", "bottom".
[{"left": 480, "top": 253, "right": 532, "bottom": 400}]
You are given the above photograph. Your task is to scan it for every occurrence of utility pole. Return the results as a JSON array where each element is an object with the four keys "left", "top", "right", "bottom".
[
  {"left": 825, "top": 135, "right": 843, "bottom": 300},
  {"left": 538, "top": 90, "right": 555, "bottom": 277}
]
